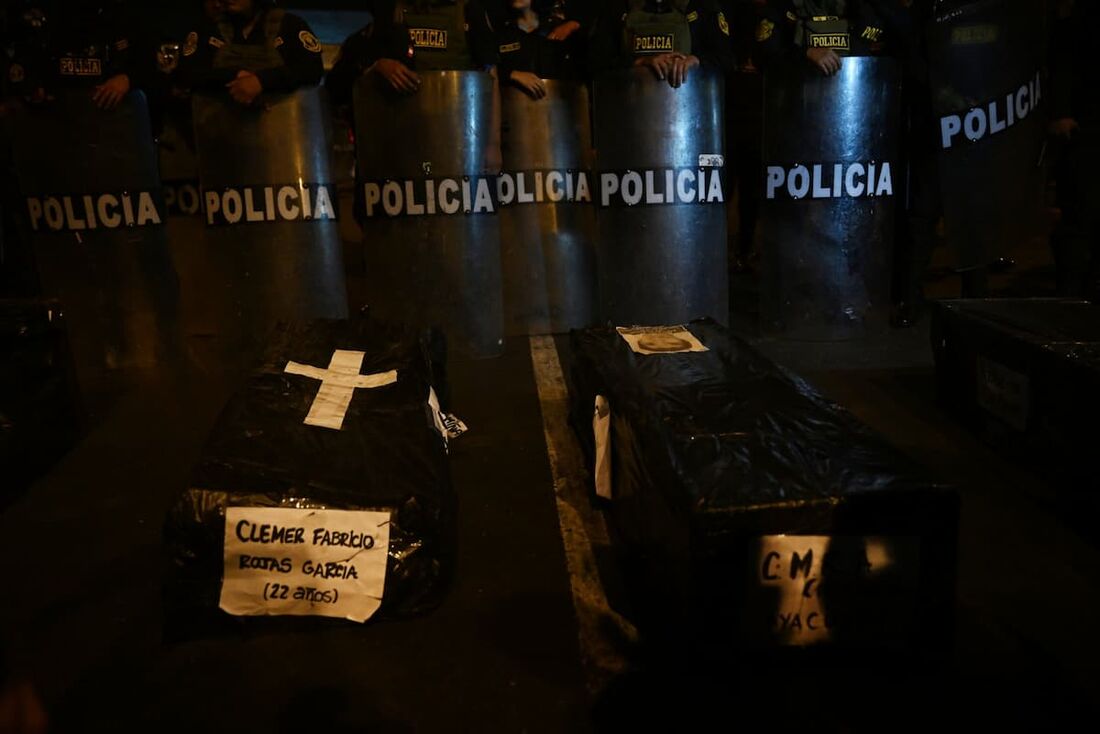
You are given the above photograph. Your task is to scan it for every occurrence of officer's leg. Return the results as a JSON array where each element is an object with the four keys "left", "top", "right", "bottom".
[
  {"left": 893, "top": 138, "right": 940, "bottom": 326},
  {"left": 736, "top": 145, "right": 762, "bottom": 260},
  {"left": 729, "top": 69, "right": 763, "bottom": 272},
  {"left": 1052, "top": 135, "right": 1097, "bottom": 297},
  {"left": 0, "top": 115, "right": 37, "bottom": 297},
  {"left": 1074, "top": 136, "right": 1100, "bottom": 299}
]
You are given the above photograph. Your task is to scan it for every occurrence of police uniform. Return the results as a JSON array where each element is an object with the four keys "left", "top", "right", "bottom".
[
  {"left": 755, "top": 0, "right": 887, "bottom": 67},
  {"left": 175, "top": 4, "right": 324, "bottom": 93},
  {"left": 325, "top": 0, "right": 499, "bottom": 106},
  {"left": 592, "top": 0, "right": 736, "bottom": 74},
  {"left": 724, "top": 0, "right": 767, "bottom": 270},
  {"left": 866, "top": 0, "right": 939, "bottom": 324},
  {"left": 2, "top": 0, "right": 148, "bottom": 100},
  {"left": 496, "top": 1, "right": 589, "bottom": 81}
]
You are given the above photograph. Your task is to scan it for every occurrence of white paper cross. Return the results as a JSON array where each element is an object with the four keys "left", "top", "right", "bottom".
[{"left": 284, "top": 349, "right": 398, "bottom": 430}]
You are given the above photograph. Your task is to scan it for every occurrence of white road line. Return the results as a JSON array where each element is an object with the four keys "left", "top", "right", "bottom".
[{"left": 528, "top": 335, "right": 637, "bottom": 693}]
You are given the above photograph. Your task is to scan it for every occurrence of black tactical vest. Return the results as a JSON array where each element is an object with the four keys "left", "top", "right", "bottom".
[
  {"left": 623, "top": 0, "right": 693, "bottom": 58},
  {"left": 402, "top": 0, "right": 473, "bottom": 71},
  {"left": 792, "top": 0, "right": 851, "bottom": 52},
  {"left": 213, "top": 9, "right": 286, "bottom": 71}
]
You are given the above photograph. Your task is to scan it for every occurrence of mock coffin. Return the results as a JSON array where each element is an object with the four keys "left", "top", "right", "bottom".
[
  {"left": 931, "top": 298, "right": 1100, "bottom": 492},
  {"left": 164, "top": 316, "right": 454, "bottom": 635},
  {"left": 569, "top": 319, "right": 957, "bottom": 652}
]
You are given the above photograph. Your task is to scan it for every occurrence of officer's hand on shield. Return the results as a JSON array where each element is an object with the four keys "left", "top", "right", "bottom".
[
  {"left": 91, "top": 74, "right": 130, "bottom": 110},
  {"left": 634, "top": 53, "right": 677, "bottom": 83},
  {"left": 806, "top": 47, "right": 841, "bottom": 75},
  {"left": 668, "top": 54, "right": 699, "bottom": 89},
  {"left": 509, "top": 70, "right": 546, "bottom": 99},
  {"left": 372, "top": 58, "right": 421, "bottom": 95},
  {"left": 1049, "top": 117, "right": 1080, "bottom": 140},
  {"left": 226, "top": 70, "right": 263, "bottom": 105},
  {"left": 546, "top": 20, "right": 581, "bottom": 41}
]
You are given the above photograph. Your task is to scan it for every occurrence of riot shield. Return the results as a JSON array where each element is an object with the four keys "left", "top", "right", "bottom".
[
  {"left": 499, "top": 81, "right": 596, "bottom": 335},
  {"left": 354, "top": 71, "right": 503, "bottom": 358},
  {"left": 759, "top": 57, "right": 900, "bottom": 340},
  {"left": 592, "top": 66, "right": 728, "bottom": 326},
  {"left": 189, "top": 86, "right": 348, "bottom": 360},
  {"left": 10, "top": 90, "right": 180, "bottom": 386},
  {"left": 158, "top": 110, "right": 203, "bottom": 219},
  {"left": 928, "top": 0, "right": 1046, "bottom": 271}
]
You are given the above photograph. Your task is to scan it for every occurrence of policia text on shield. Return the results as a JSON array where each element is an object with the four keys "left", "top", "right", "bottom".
[{"left": 0, "top": 3, "right": 1086, "bottom": 731}]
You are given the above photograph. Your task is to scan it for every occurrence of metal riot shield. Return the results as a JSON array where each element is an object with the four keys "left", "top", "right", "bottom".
[
  {"left": 10, "top": 90, "right": 180, "bottom": 386},
  {"left": 157, "top": 110, "right": 203, "bottom": 219},
  {"left": 592, "top": 66, "right": 728, "bottom": 326},
  {"left": 928, "top": 0, "right": 1046, "bottom": 271},
  {"left": 354, "top": 71, "right": 503, "bottom": 358},
  {"left": 499, "top": 81, "right": 596, "bottom": 335},
  {"left": 760, "top": 57, "right": 901, "bottom": 340},
  {"left": 190, "top": 86, "right": 348, "bottom": 360}
]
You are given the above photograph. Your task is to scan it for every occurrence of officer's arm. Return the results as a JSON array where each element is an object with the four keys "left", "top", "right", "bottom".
[
  {"left": 590, "top": 0, "right": 628, "bottom": 74},
  {"left": 851, "top": 0, "right": 888, "bottom": 56},
  {"left": 466, "top": 0, "right": 501, "bottom": 69},
  {"left": 563, "top": 0, "right": 597, "bottom": 27},
  {"left": 355, "top": 3, "right": 406, "bottom": 69},
  {"left": 691, "top": 3, "right": 735, "bottom": 73},
  {"left": 1048, "top": 5, "right": 1076, "bottom": 122},
  {"left": 106, "top": 3, "right": 153, "bottom": 91},
  {"left": 175, "top": 24, "right": 233, "bottom": 91},
  {"left": 544, "top": 0, "right": 590, "bottom": 41},
  {"left": 259, "top": 15, "right": 324, "bottom": 93},
  {"left": 325, "top": 26, "right": 373, "bottom": 107},
  {"left": 862, "top": 0, "right": 909, "bottom": 60},
  {"left": 754, "top": 3, "right": 802, "bottom": 70}
]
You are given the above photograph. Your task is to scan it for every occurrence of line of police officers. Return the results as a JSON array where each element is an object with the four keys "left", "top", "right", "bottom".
[{"left": 1, "top": 1, "right": 1092, "bottom": 326}]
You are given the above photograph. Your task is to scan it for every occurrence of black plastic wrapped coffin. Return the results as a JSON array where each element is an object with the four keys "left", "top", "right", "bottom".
[
  {"left": 164, "top": 316, "right": 454, "bottom": 637},
  {"left": 0, "top": 299, "right": 81, "bottom": 502},
  {"left": 931, "top": 298, "right": 1100, "bottom": 492},
  {"left": 568, "top": 319, "right": 958, "bottom": 653}
]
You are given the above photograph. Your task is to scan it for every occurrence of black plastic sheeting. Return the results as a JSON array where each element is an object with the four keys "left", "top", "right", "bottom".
[
  {"left": 568, "top": 318, "right": 957, "bottom": 653},
  {"left": 932, "top": 298, "right": 1100, "bottom": 492},
  {"left": 164, "top": 316, "right": 455, "bottom": 637},
  {"left": 0, "top": 299, "right": 81, "bottom": 502}
]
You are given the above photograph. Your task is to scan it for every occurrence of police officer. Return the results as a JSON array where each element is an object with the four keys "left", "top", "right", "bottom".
[
  {"left": 496, "top": 1, "right": 591, "bottom": 99},
  {"left": 1049, "top": 0, "right": 1100, "bottom": 298},
  {"left": 326, "top": 0, "right": 499, "bottom": 105},
  {"left": 592, "top": 0, "right": 736, "bottom": 88},
  {"left": 175, "top": 0, "right": 324, "bottom": 106},
  {"left": 2, "top": 0, "right": 150, "bottom": 110},
  {"left": 724, "top": 0, "right": 766, "bottom": 273},
  {"left": 872, "top": 0, "right": 938, "bottom": 326},
  {"left": 755, "top": 0, "right": 887, "bottom": 74}
]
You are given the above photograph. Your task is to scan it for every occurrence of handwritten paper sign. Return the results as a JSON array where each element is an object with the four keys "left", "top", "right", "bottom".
[
  {"left": 220, "top": 507, "right": 391, "bottom": 623},
  {"left": 758, "top": 535, "right": 834, "bottom": 646},
  {"left": 755, "top": 534, "right": 905, "bottom": 646},
  {"left": 975, "top": 356, "right": 1030, "bottom": 431}
]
